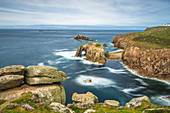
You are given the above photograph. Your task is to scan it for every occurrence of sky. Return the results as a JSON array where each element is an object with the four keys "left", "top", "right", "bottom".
[{"left": 0, "top": 0, "right": 170, "bottom": 26}]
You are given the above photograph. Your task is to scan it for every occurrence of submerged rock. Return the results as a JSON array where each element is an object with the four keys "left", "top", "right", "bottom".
[
  {"left": 0, "top": 84, "right": 66, "bottom": 104},
  {"left": 72, "top": 92, "right": 98, "bottom": 109},
  {"left": 105, "top": 51, "right": 122, "bottom": 60},
  {"left": 0, "top": 65, "right": 25, "bottom": 76},
  {"left": 104, "top": 100, "right": 120, "bottom": 107},
  {"left": 0, "top": 75, "right": 24, "bottom": 90},
  {"left": 25, "top": 66, "right": 67, "bottom": 85},
  {"left": 50, "top": 102, "right": 75, "bottom": 113},
  {"left": 83, "top": 78, "right": 92, "bottom": 83},
  {"left": 125, "top": 96, "right": 150, "bottom": 108},
  {"left": 75, "top": 42, "right": 106, "bottom": 64},
  {"left": 74, "top": 34, "right": 96, "bottom": 41}
]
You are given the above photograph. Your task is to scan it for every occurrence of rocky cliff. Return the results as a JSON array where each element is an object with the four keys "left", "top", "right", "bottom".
[
  {"left": 74, "top": 34, "right": 96, "bottom": 41},
  {"left": 75, "top": 42, "right": 106, "bottom": 64},
  {"left": 112, "top": 26, "right": 170, "bottom": 83}
]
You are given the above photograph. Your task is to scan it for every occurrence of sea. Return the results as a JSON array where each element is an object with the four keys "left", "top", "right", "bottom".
[{"left": 0, "top": 26, "right": 169, "bottom": 106}]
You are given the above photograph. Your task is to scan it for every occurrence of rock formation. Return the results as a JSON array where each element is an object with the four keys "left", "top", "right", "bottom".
[
  {"left": 104, "top": 100, "right": 120, "bottom": 107},
  {"left": 0, "top": 65, "right": 25, "bottom": 90},
  {"left": 71, "top": 92, "right": 98, "bottom": 109},
  {"left": 25, "top": 66, "right": 67, "bottom": 85},
  {"left": 105, "top": 51, "right": 123, "bottom": 60},
  {"left": 103, "top": 44, "right": 107, "bottom": 47},
  {"left": 74, "top": 34, "right": 96, "bottom": 41},
  {"left": 125, "top": 96, "right": 150, "bottom": 108},
  {"left": 75, "top": 42, "right": 106, "bottom": 64},
  {"left": 0, "top": 65, "right": 67, "bottom": 105}
]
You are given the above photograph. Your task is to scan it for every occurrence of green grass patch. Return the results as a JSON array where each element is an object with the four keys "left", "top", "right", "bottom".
[
  {"left": 0, "top": 100, "right": 6, "bottom": 105},
  {"left": 95, "top": 43, "right": 102, "bottom": 47},
  {"left": 88, "top": 43, "right": 93, "bottom": 45}
]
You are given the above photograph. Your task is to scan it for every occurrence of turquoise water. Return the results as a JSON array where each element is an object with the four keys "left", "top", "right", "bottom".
[{"left": 0, "top": 29, "right": 169, "bottom": 106}]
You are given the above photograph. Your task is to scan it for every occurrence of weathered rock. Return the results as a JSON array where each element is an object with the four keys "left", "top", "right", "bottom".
[
  {"left": 143, "top": 108, "right": 170, "bottom": 113},
  {"left": 0, "top": 75, "right": 24, "bottom": 90},
  {"left": 105, "top": 51, "right": 123, "bottom": 60},
  {"left": 84, "top": 109, "right": 96, "bottom": 113},
  {"left": 72, "top": 92, "right": 98, "bottom": 109},
  {"left": 25, "top": 66, "right": 67, "bottom": 85},
  {"left": 0, "top": 65, "right": 25, "bottom": 76},
  {"left": 75, "top": 42, "right": 106, "bottom": 64},
  {"left": 0, "top": 84, "right": 66, "bottom": 104},
  {"left": 50, "top": 102, "right": 75, "bottom": 113},
  {"left": 74, "top": 34, "right": 96, "bottom": 41},
  {"left": 103, "top": 44, "right": 107, "bottom": 47},
  {"left": 104, "top": 100, "right": 120, "bottom": 107},
  {"left": 125, "top": 96, "right": 150, "bottom": 108}
]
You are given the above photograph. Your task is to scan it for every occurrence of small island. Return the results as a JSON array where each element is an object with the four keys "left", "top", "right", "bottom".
[{"left": 74, "top": 34, "right": 96, "bottom": 41}]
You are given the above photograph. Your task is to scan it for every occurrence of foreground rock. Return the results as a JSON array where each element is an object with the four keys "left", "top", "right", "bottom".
[
  {"left": 105, "top": 51, "right": 123, "bottom": 60},
  {"left": 0, "top": 75, "right": 24, "bottom": 90},
  {"left": 72, "top": 92, "right": 98, "bottom": 109},
  {"left": 143, "top": 108, "right": 170, "bottom": 113},
  {"left": 50, "top": 102, "right": 75, "bottom": 113},
  {"left": 25, "top": 66, "right": 67, "bottom": 85},
  {"left": 125, "top": 96, "right": 150, "bottom": 108},
  {"left": 84, "top": 109, "right": 96, "bottom": 113},
  {"left": 75, "top": 42, "right": 106, "bottom": 64},
  {"left": 104, "top": 100, "right": 120, "bottom": 107},
  {"left": 74, "top": 34, "right": 96, "bottom": 41},
  {"left": 0, "top": 65, "right": 25, "bottom": 76},
  {"left": 0, "top": 84, "right": 66, "bottom": 104}
]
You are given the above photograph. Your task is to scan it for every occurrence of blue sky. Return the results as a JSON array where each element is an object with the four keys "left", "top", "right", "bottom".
[{"left": 0, "top": 0, "right": 169, "bottom": 26}]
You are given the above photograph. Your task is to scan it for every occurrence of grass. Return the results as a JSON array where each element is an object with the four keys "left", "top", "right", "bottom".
[
  {"left": 122, "top": 26, "right": 170, "bottom": 49},
  {"left": 95, "top": 43, "right": 102, "bottom": 47},
  {"left": 88, "top": 43, "right": 93, "bottom": 45}
]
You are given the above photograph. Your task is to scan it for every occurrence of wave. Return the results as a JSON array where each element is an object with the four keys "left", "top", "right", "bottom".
[
  {"left": 75, "top": 75, "right": 115, "bottom": 88},
  {"left": 122, "top": 87, "right": 146, "bottom": 96},
  {"left": 54, "top": 49, "right": 70, "bottom": 52},
  {"left": 37, "top": 62, "right": 44, "bottom": 66},
  {"left": 151, "top": 95, "right": 170, "bottom": 106},
  {"left": 135, "top": 78, "right": 149, "bottom": 86}
]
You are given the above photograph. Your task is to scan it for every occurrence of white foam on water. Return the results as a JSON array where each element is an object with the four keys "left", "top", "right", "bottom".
[
  {"left": 121, "top": 62, "right": 170, "bottom": 85},
  {"left": 151, "top": 95, "right": 170, "bottom": 106},
  {"left": 54, "top": 49, "right": 70, "bottom": 52},
  {"left": 63, "top": 64, "right": 73, "bottom": 69},
  {"left": 37, "top": 62, "right": 44, "bottom": 66},
  {"left": 67, "top": 76, "right": 71, "bottom": 79},
  {"left": 122, "top": 86, "right": 146, "bottom": 94},
  {"left": 135, "top": 78, "right": 149, "bottom": 86},
  {"left": 75, "top": 75, "right": 115, "bottom": 88}
]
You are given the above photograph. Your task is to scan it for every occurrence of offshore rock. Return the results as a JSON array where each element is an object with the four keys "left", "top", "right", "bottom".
[
  {"left": 103, "top": 44, "right": 107, "bottom": 47},
  {"left": 0, "top": 65, "right": 25, "bottom": 76},
  {"left": 104, "top": 100, "right": 120, "bottom": 107},
  {"left": 105, "top": 51, "right": 122, "bottom": 60},
  {"left": 75, "top": 42, "right": 106, "bottom": 64},
  {"left": 0, "top": 84, "right": 66, "bottom": 104},
  {"left": 25, "top": 66, "right": 67, "bottom": 85},
  {"left": 0, "top": 75, "right": 24, "bottom": 90},
  {"left": 74, "top": 34, "right": 96, "bottom": 41},
  {"left": 125, "top": 96, "right": 150, "bottom": 108},
  {"left": 72, "top": 92, "right": 98, "bottom": 109}
]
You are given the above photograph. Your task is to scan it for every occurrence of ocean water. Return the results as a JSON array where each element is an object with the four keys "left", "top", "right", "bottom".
[{"left": 0, "top": 29, "right": 169, "bottom": 106}]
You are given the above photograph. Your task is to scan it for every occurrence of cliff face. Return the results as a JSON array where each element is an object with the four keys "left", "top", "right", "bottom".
[
  {"left": 75, "top": 42, "right": 106, "bottom": 64},
  {"left": 111, "top": 27, "right": 170, "bottom": 82},
  {"left": 123, "top": 46, "right": 170, "bottom": 82}
]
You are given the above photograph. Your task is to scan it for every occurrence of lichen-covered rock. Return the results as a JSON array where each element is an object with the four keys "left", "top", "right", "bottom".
[
  {"left": 0, "top": 84, "right": 66, "bottom": 104},
  {"left": 0, "top": 75, "right": 24, "bottom": 90},
  {"left": 105, "top": 51, "right": 123, "bottom": 60},
  {"left": 0, "top": 65, "right": 25, "bottom": 76},
  {"left": 72, "top": 92, "right": 98, "bottom": 109},
  {"left": 104, "top": 100, "right": 120, "bottom": 107},
  {"left": 125, "top": 96, "right": 150, "bottom": 108},
  {"left": 25, "top": 66, "right": 67, "bottom": 85},
  {"left": 50, "top": 102, "right": 75, "bottom": 113},
  {"left": 75, "top": 42, "right": 106, "bottom": 64},
  {"left": 74, "top": 34, "right": 96, "bottom": 41},
  {"left": 143, "top": 108, "right": 170, "bottom": 113}
]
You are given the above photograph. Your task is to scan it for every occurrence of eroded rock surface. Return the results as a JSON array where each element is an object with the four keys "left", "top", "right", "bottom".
[
  {"left": 104, "top": 100, "right": 120, "bottom": 107},
  {"left": 25, "top": 66, "right": 67, "bottom": 85},
  {"left": 75, "top": 42, "right": 106, "bottom": 64},
  {"left": 0, "top": 84, "right": 66, "bottom": 104},
  {"left": 105, "top": 51, "right": 123, "bottom": 60},
  {"left": 72, "top": 92, "right": 98, "bottom": 109},
  {"left": 125, "top": 96, "right": 150, "bottom": 108}
]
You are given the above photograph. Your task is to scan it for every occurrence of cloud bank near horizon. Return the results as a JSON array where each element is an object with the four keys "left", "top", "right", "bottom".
[{"left": 0, "top": 0, "right": 169, "bottom": 26}]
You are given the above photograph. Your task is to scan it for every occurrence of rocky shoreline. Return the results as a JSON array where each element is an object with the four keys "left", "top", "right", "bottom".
[{"left": 111, "top": 27, "right": 170, "bottom": 83}]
